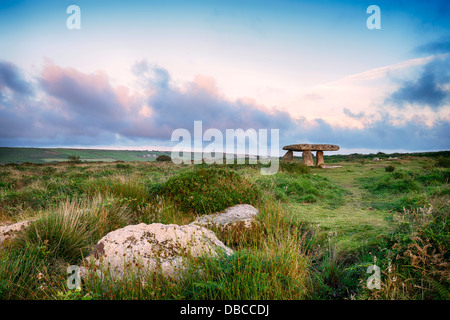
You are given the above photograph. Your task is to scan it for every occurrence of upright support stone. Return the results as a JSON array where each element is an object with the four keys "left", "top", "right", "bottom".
[
  {"left": 282, "top": 144, "right": 339, "bottom": 168},
  {"left": 316, "top": 151, "right": 324, "bottom": 167},
  {"left": 281, "top": 150, "right": 294, "bottom": 162},
  {"left": 302, "top": 151, "right": 314, "bottom": 166}
]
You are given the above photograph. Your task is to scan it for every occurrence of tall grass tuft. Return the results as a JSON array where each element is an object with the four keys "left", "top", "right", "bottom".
[
  {"left": 14, "top": 197, "right": 133, "bottom": 264},
  {"left": 85, "top": 174, "right": 150, "bottom": 211},
  {"left": 15, "top": 199, "right": 95, "bottom": 264}
]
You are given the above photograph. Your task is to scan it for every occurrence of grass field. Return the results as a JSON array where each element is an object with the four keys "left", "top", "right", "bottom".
[{"left": 0, "top": 149, "right": 448, "bottom": 300}]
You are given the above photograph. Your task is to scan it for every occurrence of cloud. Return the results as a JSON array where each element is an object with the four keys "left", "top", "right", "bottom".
[
  {"left": 0, "top": 60, "right": 449, "bottom": 152},
  {"left": 343, "top": 108, "right": 365, "bottom": 120},
  {"left": 0, "top": 60, "right": 33, "bottom": 96},
  {"left": 415, "top": 36, "right": 450, "bottom": 55},
  {"left": 292, "top": 114, "right": 450, "bottom": 151},
  {"left": 39, "top": 62, "right": 134, "bottom": 130},
  {"left": 131, "top": 60, "right": 171, "bottom": 90},
  {"left": 386, "top": 55, "right": 450, "bottom": 110},
  {"left": 1, "top": 61, "right": 142, "bottom": 145},
  {"left": 121, "top": 60, "right": 298, "bottom": 140}
]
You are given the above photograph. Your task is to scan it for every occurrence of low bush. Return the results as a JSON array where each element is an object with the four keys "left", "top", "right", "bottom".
[
  {"left": 156, "top": 155, "right": 172, "bottom": 162},
  {"left": 361, "top": 171, "right": 422, "bottom": 194},
  {"left": 435, "top": 156, "right": 450, "bottom": 168}
]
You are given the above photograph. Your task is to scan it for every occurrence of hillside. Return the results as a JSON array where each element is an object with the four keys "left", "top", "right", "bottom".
[
  {"left": 1, "top": 147, "right": 449, "bottom": 165},
  {"left": 0, "top": 147, "right": 171, "bottom": 164}
]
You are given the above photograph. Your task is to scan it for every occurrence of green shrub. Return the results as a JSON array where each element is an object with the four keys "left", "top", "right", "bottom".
[
  {"left": 416, "top": 169, "right": 450, "bottom": 186},
  {"left": 435, "top": 156, "right": 450, "bottom": 168},
  {"left": 362, "top": 172, "right": 422, "bottom": 194},
  {"left": 385, "top": 165, "right": 395, "bottom": 172},
  {"left": 392, "top": 194, "right": 430, "bottom": 212},
  {"left": 156, "top": 155, "right": 172, "bottom": 162},
  {"left": 153, "top": 167, "right": 261, "bottom": 214}
]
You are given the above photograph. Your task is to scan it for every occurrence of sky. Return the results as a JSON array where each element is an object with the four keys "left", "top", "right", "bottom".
[{"left": 0, "top": 0, "right": 449, "bottom": 154}]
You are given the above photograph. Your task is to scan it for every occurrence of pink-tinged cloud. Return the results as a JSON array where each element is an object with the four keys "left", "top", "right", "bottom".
[
  {"left": 190, "top": 75, "right": 221, "bottom": 97},
  {"left": 0, "top": 60, "right": 449, "bottom": 151},
  {"left": 40, "top": 63, "right": 131, "bottom": 123}
]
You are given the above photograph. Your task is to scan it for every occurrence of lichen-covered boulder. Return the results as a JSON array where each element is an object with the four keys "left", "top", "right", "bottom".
[
  {"left": 80, "top": 223, "right": 233, "bottom": 280},
  {"left": 190, "top": 204, "right": 259, "bottom": 231}
]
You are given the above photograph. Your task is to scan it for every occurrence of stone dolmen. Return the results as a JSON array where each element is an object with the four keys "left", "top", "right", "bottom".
[{"left": 282, "top": 144, "right": 340, "bottom": 167}]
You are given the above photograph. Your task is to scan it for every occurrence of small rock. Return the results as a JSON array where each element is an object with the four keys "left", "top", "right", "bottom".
[
  {"left": 0, "top": 220, "right": 35, "bottom": 244},
  {"left": 80, "top": 223, "right": 233, "bottom": 280},
  {"left": 190, "top": 204, "right": 259, "bottom": 231}
]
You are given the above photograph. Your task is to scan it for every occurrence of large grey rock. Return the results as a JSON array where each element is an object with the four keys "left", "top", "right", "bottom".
[
  {"left": 190, "top": 204, "right": 259, "bottom": 231},
  {"left": 81, "top": 223, "right": 233, "bottom": 280}
]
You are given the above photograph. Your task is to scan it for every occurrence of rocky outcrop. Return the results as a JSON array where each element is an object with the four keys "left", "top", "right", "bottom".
[
  {"left": 80, "top": 223, "right": 233, "bottom": 280},
  {"left": 190, "top": 204, "right": 259, "bottom": 231}
]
